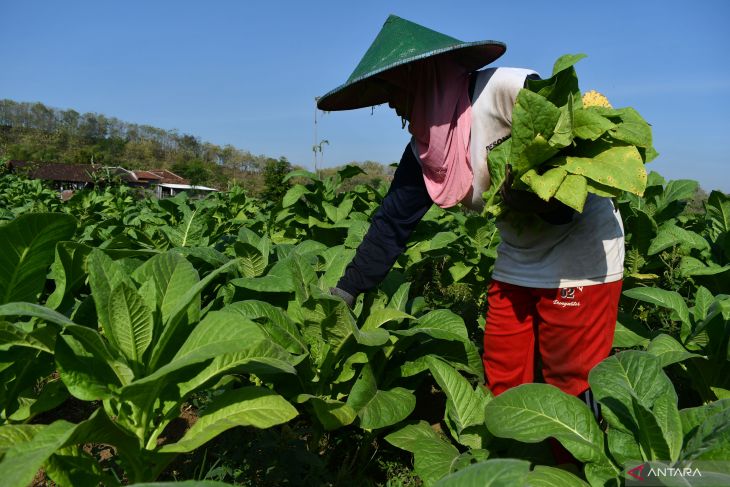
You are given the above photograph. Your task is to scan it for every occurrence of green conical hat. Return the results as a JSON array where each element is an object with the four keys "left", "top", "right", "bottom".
[{"left": 317, "top": 15, "right": 506, "bottom": 111}]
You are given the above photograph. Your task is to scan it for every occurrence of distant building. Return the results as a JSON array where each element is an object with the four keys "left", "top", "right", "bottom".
[
  {"left": 139, "top": 169, "right": 217, "bottom": 198},
  {"left": 7, "top": 160, "right": 136, "bottom": 190},
  {"left": 130, "top": 170, "right": 163, "bottom": 187},
  {"left": 6, "top": 161, "right": 218, "bottom": 198}
]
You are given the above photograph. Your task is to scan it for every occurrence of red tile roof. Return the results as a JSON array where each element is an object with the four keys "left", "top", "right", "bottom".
[
  {"left": 147, "top": 169, "right": 189, "bottom": 185},
  {"left": 133, "top": 170, "right": 163, "bottom": 181}
]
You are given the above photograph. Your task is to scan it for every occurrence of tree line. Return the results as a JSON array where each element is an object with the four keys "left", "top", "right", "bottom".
[{"left": 0, "top": 99, "right": 395, "bottom": 195}]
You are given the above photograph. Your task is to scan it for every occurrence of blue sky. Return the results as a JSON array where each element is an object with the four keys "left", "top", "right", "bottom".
[{"left": 1, "top": 0, "right": 729, "bottom": 192}]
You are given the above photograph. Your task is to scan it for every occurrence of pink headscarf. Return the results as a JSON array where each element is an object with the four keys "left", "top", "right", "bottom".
[{"left": 408, "top": 58, "right": 473, "bottom": 208}]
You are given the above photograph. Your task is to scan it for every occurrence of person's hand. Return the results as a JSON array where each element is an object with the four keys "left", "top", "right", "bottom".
[
  {"left": 329, "top": 287, "right": 355, "bottom": 308},
  {"left": 500, "top": 164, "right": 575, "bottom": 224}
]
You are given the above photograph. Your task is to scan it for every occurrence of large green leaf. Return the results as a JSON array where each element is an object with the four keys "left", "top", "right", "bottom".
[
  {"left": 43, "top": 446, "right": 114, "bottom": 487},
  {"left": 0, "top": 302, "right": 76, "bottom": 327},
  {"left": 160, "top": 206, "right": 205, "bottom": 247},
  {"left": 584, "top": 463, "right": 621, "bottom": 487},
  {"left": 0, "top": 213, "right": 77, "bottom": 304},
  {"left": 289, "top": 253, "right": 319, "bottom": 304},
  {"left": 551, "top": 53, "right": 587, "bottom": 76},
  {"left": 0, "top": 346, "right": 54, "bottom": 419},
  {"left": 606, "top": 428, "right": 642, "bottom": 466},
  {"left": 680, "top": 399, "right": 730, "bottom": 437},
  {"left": 123, "top": 311, "right": 287, "bottom": 401},
  {"left": 426, "top": 357, "right": 490, "bottom": 449},
  {"left": 148, "top": 258, "right": 240, "bottom": 370},
  {"left": 315, "top": 291, "right": 389, "bottom": 348},
  {"left": 648, "top": 223, "right": 709, "bottom": 255},
  {"left": 0, "top": 420, "right": 77, "bottom": 487},
  {"left": 527, "top": 465, "right": 590, "bottom": 487},
  {"left": 230, "top": 261, "right": 296, "bottom": 293},
  {"left": 398, "top": 340, "right": 484, "bottom": 381},
  {"left": 24, "top": 408, "right": 151, "bottom": 482},
  {"left": 525, "top": 58, "right": 581, "bottom": 107},
  {"left": 434, "top": 459, "right": 530, "bottom": 487},
  {"left": 705, "top": 190, "right": 730, "bottom": 242},
  {"left": 0, "top": 303, "right": 133, "bottom": 384},
  {"left": 108, "top": 282, "right": 154, "bottom": 366},
  {"left": 510, "top": 90, "right": 561, "bottom": 173},
  {"left": 0, "top": 321, "right": 54, "bottom": 353},
  {"left": 55, "top": 333, "right": 120, "bottom": 400},
  {"left": 234, "top": 242, "right": 267, "bottom": 278},
  {"left": 586, "top": 178, "right": 624, "bottom": 199},
  {"left": 225, "top": 300, "right": 307, "bottom": 354},
  {"left": 484, "top": 383, "right": 609, "bottom": 465},
  {"left": 396, "top": 310, "right": 470, "bottom": 342},
  {"left": 622, "top": 287, "right": 690, "bottom": 327},
  {"left": 613, "top": 317, "right": 651, "bottom": 349},
  {"left": 63, "top": 324, "right": 135, "bottom": 386},
  {"left": 654, "top": 179, "right": 699, "bottom": 214},
  {"left": 385, "top": 421, "right": 461, "bottom": 486},
  {"left": 361, "top": 308, "right": 412, "bottom": 331},
  {"left": 589, "top": 351, "right": 683, "bottom": 462},
  {"left": 681, "top": 406, "right": 730, "bottom": 461},
  {"left": 87, "top": 249, "right": 134, "bottom": 350},
  {"left": 320, "top": 245, "right": 356, "bottom": 289},
  {"left": 521, "top": 167, "right": 567, "bottom": 201},
  {"left": 572, "top": 109, "right": 615, "bottom": 141},
  {"left": 160, "top": 387, "right": 297, "bottom": 453},
  {"left": 687, "top": 297, "right": 730, "bottom": 349},
  {"left": 7, "top": 376, "right": 68, "bottom": 423},
  {"left": 282, "top": 184, "right": 311, "bottom": 208},
  {"left": 623, "top": 207, "right": 657, "bottom": 256},
  {"left": 46, "top": 241, "right": 92, "bottom": 312},
  {"left": 549, "top": 96, "right": 574, "bottom": 148},
  {"left": 388, "top": 282, "right": 412, "bottom": 312},
  {"left": 630, "top": 396, "right": 672, "bottom": 460},
  {"left": 0, "top": 424, "right": 44, "bottom": 454},
  {"left": 322, "top": 198, "right": 354, "bottom": 223},
  {"left": 346, "top": 363, "right": 415, "bottom": 430},
  {"left": 554, "top": 173, "right": 588, "bottom": 212},
  {"left": 131, "top": 251, "right": 200, "bottom": 326},
  {"left": 484, "top": 138, "right": 510, "bottom": 211},
  {"left": 344, "top": 220, "right": 370, "bottom": 249},
  {"left": 608, "top": 107, "right": 653, "bottom": 148},
  {"left": 426, "top": 231, "right": 460, "bottom": 252},
  {"left": 170, "top": 338, "right": 299, "bottom": 408},
  {"left": 678, "top": 256, "right": 730, "bottom": 277},
  {"left": 646, "top": 334, "right": 702, "bottom": 367},
  {"left": 296, "top": 395, "right": 357, "bottom": 431},
  {"left": 518, "top": 134, "right": 561, "bottom": 172}
]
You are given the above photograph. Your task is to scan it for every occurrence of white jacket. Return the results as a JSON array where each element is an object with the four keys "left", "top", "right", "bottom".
[{"left": 469, "top": 67, "right": 624, "bottom": 288}]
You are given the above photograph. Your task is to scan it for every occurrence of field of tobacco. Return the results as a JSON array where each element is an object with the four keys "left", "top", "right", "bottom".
[{"left": 0, "top": 167, "right": 728, "bottom": 486}]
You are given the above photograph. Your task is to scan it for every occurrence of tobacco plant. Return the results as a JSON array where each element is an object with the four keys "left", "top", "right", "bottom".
[{"left": 0, "top": 249, "right": 299, "bottom": 485}]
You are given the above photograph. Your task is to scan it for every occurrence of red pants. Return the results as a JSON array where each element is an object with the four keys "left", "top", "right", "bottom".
[{"left": 482, "top": 280, "right": 622, "bottom": 397}]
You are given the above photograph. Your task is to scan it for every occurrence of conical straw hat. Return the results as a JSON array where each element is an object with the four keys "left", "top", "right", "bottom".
[{"left": 317, "top": 15, "right": 506, "bottom": 111}]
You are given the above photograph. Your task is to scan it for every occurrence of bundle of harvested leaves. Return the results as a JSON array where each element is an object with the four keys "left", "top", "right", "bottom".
[{"left": 484, "top": 54, "right": 658, "bottom": 215}]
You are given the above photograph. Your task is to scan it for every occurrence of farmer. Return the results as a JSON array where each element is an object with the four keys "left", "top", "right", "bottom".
[{"left": 319, "top": 15, "right": 623, "bottom": 419}]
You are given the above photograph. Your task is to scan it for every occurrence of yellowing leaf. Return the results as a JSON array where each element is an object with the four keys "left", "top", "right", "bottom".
[
  {"left": 554, "top": 174, "right": 588, "bottom": 212},
  {"left": 560, "top": 146, "right": 647, "bottom": 195},
  {"left": 521, "top": 167, "right": 568, "bottom": 201}
]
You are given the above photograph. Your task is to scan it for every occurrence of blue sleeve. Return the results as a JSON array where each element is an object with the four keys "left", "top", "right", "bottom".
[{"left": 336, "top": 143, "right": 433, "bottom": 297}]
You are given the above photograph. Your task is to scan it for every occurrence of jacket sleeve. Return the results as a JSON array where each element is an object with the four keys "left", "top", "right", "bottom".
[{"left": 336, "top": 142, "right": 433, "bottom": 297}]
